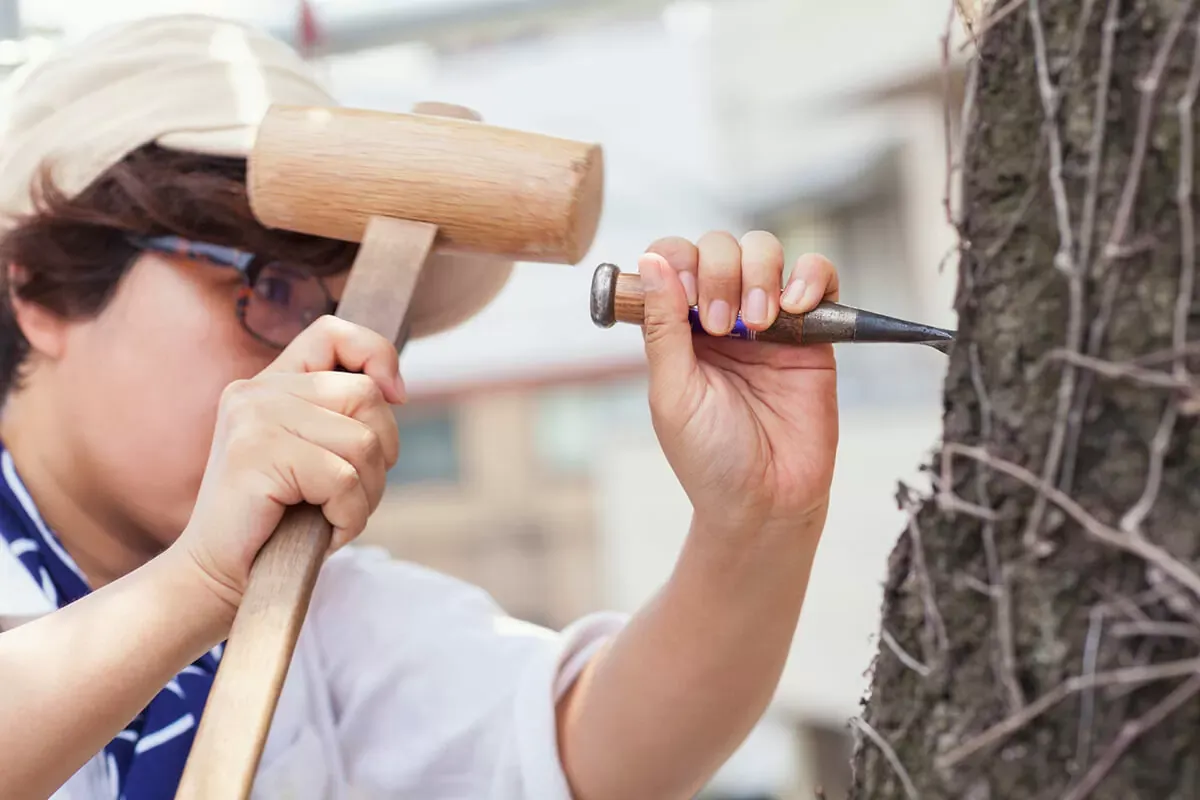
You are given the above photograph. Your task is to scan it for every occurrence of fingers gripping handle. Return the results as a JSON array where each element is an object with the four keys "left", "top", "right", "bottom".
[{"left": 175, "top": 218, "right": 439, "bottom": 800}]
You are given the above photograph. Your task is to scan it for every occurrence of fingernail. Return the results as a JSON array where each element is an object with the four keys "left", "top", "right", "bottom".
[
  {"left": 679, "top": 271, "right": 698, "bottom": 306},
  {"left": 782, "top": 278, "right": 807, "bottom": 309},
  {"left": 393, "top": 372, "right": 407, "bottom": 401},
  {"left": 639, "top": 255, "right": 664, "bottom": 291},
  {"left": 744, "top": 288, "right": 768, "bottom": 325},
  {"left": 707, "top": 299, "right": 731, "bottom": 333}
]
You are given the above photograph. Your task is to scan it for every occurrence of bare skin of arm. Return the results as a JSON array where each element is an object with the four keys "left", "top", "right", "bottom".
[
  {"left": 557, "top": 516, "right": 821, "bottom": 800},
  {"left": 0, "top": 548, "right": 230, "bottom": 800}
]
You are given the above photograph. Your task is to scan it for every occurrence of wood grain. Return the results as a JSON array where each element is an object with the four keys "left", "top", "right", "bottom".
[
  {"left": 247, "top": 104, "right": 604, "bottom": 264},
  {"left": 175, "top": 218, "right": 440, "bottom": 800}
]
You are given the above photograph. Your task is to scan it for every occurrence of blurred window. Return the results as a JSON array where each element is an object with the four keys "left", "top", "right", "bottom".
[
  {"left": 388, "top": 408, "right": 460, "bottom": 485},
  {"left": 535, "top": 377, "right": 651, "bottom": 474}
]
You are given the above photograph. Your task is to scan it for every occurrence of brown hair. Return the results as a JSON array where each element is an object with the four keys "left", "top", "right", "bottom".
[{"left": 0, "top": 144, "right": 358, "bottom": 400}]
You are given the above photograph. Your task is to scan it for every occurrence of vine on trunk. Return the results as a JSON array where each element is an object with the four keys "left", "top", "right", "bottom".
[{"left": 848, "top": 1, "right": 1200, "bottom": 797}]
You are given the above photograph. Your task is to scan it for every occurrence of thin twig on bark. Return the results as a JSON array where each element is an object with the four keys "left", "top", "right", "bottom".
[
  {"left": 851, "top": 717, "right": 920, "bottom": 800},
  {"left": 936, "top": 657, "right": 1200, "bottom": 769},
  {"left": 1061, "top": 271, "right": 1122, "bottom": 494},
  {"left": 1061, "top": 674, "right": 1200, "bottom": 800},
  {"left": 1173, "top": 18, "right": 1200, "bottom": 379},
  {"left": 937, "top": 490, "right": 1002, "bottom": 521},
  {"left": 944, "top": 444, "right": 1200, "bottom": 602},
  {"left": 1132, "top": 340, "right": 1200, "bottom": 368},
  {"left": 957, "top": 0, "right": 1029, "bottom": 50},
  {"left": 1110, "top": 620, "right": 1200, "bottom": 641},
  {"left": 1121, "top": 15, "right": 1200, "bottom": 535},
  {"left": 1146, "top": 565, "right": 1200, "bottom": 622},
  {"left": 1068, "top": 0, "right": 1101, "bottom": 67},
  {"left": 1022, "top": 0, "right": 1085, "bottom": 549},
  {"left": 881, "top": 628, "right": 933, "bottom": 678},
  {"left": 1037, "top": 349, "right": 1200, "bottom": 393},
  {"left": 1077, "top": 0, "right": 1121, "bottom": 276},
  {"left": 1119, "top": 405, "right": 1179, "bottom": 533},
  {"left": 1104, "top": 0, "right": 1195, "bottom": 258},
  {"left": 943, "top": 2, "right": 960, "bottom": 232},
  {"left": 1075, "top": 606, "right": 1106, "bottom": 768},
  {"left": 966, "top": 342, "right": 1024, "bottom": 712},
  {"left": 969, "top": 342, "right": 993, "bottom": 439},
  {"left": 899, "top": 485, "right": 950, "bottom": 666},
  {"left": 1063, "top": 0, "right": 1195, "bottom": 494}
]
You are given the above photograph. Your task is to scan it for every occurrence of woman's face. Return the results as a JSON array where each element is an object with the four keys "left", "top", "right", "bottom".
[{"left": 46, "top": 249, "right": 347, "bottom": 547}]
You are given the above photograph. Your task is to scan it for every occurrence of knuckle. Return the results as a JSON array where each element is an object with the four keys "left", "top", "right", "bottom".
[
  {"left": 219, "top": 379, "right": 256, "bottom": 413},
  {"left": 330, "top": 461, "right": 362, "bottom": 495},
  {"left": 288, "top": 314, "right": 347, "bottom": 351},
  {"left": 388, "top": 436, "right": 402, "bottom": 468},
  {"left": 310, "top": 314, "right": 349, "bottom": 337},
  {"left": 346, "top": 373, "right": 385, "bottom": 409},
  {"left": 227, "top": 429, "right": 285, "bottom": 489},
  {"left": 218, "top": 380, "right": 266, "bottom": 434},
  {"left": 351, "top": 425, "right": 383, "bottom": 464}
]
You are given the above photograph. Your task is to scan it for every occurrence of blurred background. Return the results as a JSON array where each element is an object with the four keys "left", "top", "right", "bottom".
[{"left": 1, "top": 1, "right": 971, "bottom": 796}]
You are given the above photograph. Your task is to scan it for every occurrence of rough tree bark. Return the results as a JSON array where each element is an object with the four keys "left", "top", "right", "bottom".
[{"left": 849, "top": 1, "right": 1200, "bottom": 798}]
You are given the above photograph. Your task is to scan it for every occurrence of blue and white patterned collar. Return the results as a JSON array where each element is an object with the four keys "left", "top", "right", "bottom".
[{"left": 0, "top": 443, "right": 223, "bottom": 800}]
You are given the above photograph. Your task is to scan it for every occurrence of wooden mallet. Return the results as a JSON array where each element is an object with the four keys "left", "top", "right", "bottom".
[{"left": 174, "top": 102, "right": 604, "bottom": 799}]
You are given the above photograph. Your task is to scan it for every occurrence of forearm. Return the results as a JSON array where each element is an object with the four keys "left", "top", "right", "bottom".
[
  {"left": 0, "top": 547, "right": 230, "bottom": 799},
  {"left": 558, "top": 511, "right": 824, "bottom": 800}
]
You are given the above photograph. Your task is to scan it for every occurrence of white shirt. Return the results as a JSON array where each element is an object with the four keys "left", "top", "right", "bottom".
[{"left": 0, "top": 542, "right": 627, "bottom": 799}]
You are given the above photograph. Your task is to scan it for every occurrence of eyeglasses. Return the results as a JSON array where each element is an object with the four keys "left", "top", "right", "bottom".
[{"left": 127, "top": 234, "right": 337, "bottom": 349}]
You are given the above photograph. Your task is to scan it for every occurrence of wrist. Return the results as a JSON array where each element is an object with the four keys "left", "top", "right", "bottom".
[
  {"left": 677, "top": 505, "right": 827, "bottom": 587},
  {"left": 689, "top": 499, "right": 828, "bottom": 550},
  {"left": 156, "top": 543, "right": 239, "bottom": 642}
]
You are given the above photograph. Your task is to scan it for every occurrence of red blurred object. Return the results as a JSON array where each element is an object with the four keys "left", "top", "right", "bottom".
[{"left": 297, "top": 0, "right": 320, "bottom": 55}]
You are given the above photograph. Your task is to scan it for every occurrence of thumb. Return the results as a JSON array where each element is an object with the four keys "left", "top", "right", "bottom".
[{"left": 639, "top": 252, "right": 699, "bottom": 403}]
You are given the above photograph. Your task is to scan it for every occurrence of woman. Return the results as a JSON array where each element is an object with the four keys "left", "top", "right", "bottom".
[{"left": 0, "top": 13, "right": 841, "bottom": 800}]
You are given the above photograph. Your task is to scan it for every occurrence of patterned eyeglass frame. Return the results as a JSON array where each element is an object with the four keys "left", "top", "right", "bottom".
[{"left": 126, "top": 234, "right": 337, "bottom": 348}]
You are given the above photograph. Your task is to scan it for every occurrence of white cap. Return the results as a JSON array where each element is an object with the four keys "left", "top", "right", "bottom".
[
  {"left": 0, "top": 14, "right": 334, "bottom": 218},
  {"left": 0, "top": 13, "right": 514, "bottom": 338}
]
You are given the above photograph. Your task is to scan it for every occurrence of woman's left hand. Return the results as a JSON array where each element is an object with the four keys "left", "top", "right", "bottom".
[{"left": 638, "top": 231, "right": 839, "bottom": 539}]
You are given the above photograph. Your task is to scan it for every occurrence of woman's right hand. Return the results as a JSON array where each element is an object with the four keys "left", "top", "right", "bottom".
[{"left": 174, "top": 315, "right": 405, "bottom": 615}]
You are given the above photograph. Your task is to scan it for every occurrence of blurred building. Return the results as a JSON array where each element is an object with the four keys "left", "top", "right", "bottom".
[
  {"left": 334, "top": 2, "right": 970, "bottom": 797},
  {"left": 6, "top": 1, "right": 970, "bottom": 797}
]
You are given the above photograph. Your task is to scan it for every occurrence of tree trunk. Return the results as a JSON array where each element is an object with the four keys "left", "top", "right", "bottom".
[{"left": 849, "top": 1, "right": 1200, "bottom": 798}]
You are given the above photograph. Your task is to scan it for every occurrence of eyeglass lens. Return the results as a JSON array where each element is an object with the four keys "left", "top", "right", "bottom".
[{"left": 242, "top": 264, "right": 332, "bottom": 346}]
